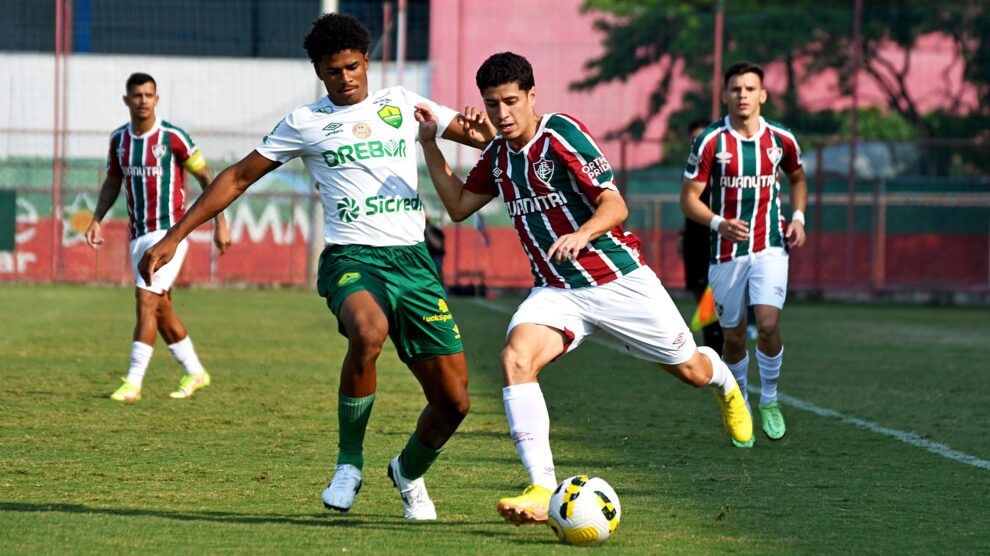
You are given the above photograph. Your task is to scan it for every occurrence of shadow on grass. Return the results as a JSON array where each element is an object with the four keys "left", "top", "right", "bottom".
[
  {"left": 0, "top": 502, "right": 550, "bottom": 545},
  {"left": 0, "top": 501, "right": 449, "bottom": 528}
]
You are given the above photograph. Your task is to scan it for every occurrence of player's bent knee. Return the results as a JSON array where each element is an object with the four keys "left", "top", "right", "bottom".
[
  {"left": 346, "top": 333, "right": 385, "bottom": 365},
  {"left": 432, "top": 390, "right": 470, "bottom": 427},
  {"left": 449, "top": 395, "right": 471, "bottom": 422},
  {"left": 675, "top": 353, "right": 712, "bottom": 388},
  {"left": 756, "top": 317, "right": 779, "bottom": 338},
  {"left": 500, "top": 346, "right": 538, "bottom": 384},
  {"left": 660, "top": 352, "right": 711, "bottom": 388},
  {"left": 722, "top": 327, "right": 747, "bottom": 350}
]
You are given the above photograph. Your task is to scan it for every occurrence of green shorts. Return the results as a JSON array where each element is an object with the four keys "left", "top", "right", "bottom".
[{"left": 316, "top": 242, "right": 463, "bottom": 364}]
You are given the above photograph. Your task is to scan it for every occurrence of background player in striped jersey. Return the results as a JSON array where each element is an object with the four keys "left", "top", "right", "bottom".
[
  {"left": 85, "top": 72, "right": 231, "bottom": 403},
  {"left": 416, "top": 51, "right": 753, "bottom": 526},
  {"left": 680, "top": 61, "right": 809, "bottom": 445},
  {"left": 139, "top": 13, "right": 492, "bottom": 520}
]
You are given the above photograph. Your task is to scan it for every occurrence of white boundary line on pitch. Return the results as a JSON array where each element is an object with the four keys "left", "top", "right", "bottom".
[{"left": 467, "top": 297, "right": 990, "bottom": 471}]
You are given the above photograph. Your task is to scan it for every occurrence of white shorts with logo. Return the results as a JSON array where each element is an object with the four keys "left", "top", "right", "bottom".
[
  {"left": 130, "top": 229, "right": 189, "bottom": 295},
  {"left": 507, "top": 265, "right": 696, "bottom": 365},
  {"left": 708, "top": 246, "right": 789, "bottom": 327}
]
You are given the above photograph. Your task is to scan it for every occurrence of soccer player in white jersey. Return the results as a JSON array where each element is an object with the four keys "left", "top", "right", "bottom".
[
  {"left": 139, "top": 13, "right": 491, "bottom": 520},
  {"left": 86, "top": 72, "right": 231, "bottom": 402},
  {"left": 680, "top": 62, "right": 809, "bottom": 445},
  {"left": 416, "top": 52, "right": 753, "bottom": 526}
]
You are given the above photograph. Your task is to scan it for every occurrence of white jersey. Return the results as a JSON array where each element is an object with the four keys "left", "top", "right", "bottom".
[{"left": 255, "top": 86, "right": 458, "bottom": 246}]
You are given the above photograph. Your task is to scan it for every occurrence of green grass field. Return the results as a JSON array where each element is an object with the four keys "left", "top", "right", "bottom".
[{"left": 1, "top": 285, "right": 988, "bottom": 554}]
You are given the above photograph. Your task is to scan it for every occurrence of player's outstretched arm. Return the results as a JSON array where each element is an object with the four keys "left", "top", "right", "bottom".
[
  {"left": 189, "top": 165, "right": 232, "bottom": 254},
  {"left": 680, "top": 177, "right": 749, "bottom": 243},
  {"left": 85, "top": 173, "right": 123, "bottom": 249},
  {"left": 440, "top": 105, "right": 496, "bottom": 149},
  {"left": 785, "top": 167, "right": 808, "bottom": 248},
  {"left": 139, "top": 151, "right": 279, "bottom": 283},
  {"left": 416, "top": 104, "right": 493, "bottom": 222}
]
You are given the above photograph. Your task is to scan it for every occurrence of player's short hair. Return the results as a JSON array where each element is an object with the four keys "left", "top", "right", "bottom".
[
  {"left": 125, "top": 73, "right": 156, "bottom": 93},
  {"left": 723, "top": 62, "right": 764, "bottom": 89},
  {"left": 687, "top": 118, "right": 710, "bottom": 135},
  {"left": 303, "top": 12, "right": 370, "bottom": 65},
  {"left": 476, "top": 52, "right": 535, "bottom": 92}
]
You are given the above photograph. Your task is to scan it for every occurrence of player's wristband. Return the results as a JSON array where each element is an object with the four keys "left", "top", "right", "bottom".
[
  {"left": 791, "top": 210, "right": 806, "bottom": 225},
  {"left": 709, "top": 215, "right": 724, "bottom": 232}
]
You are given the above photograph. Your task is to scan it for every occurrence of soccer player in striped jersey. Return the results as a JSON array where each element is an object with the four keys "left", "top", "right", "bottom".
[
  {"left": 139, "top": 13, "right": 492, "bottom": 520},
  {"left": 680, "top": 61, "right": 809, "bottom": 445},
  {"left": 416, "top": 52, "right": 753, "bottom": 526},
  {"left": 86, "top": 72, "right": 231, "bottom": 403}
]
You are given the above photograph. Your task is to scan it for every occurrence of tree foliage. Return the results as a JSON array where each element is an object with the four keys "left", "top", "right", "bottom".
[{"left": 576, "top": 0, "right": 989, "bottom": 145}]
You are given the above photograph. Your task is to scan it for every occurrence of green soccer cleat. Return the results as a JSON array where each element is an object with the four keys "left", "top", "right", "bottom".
[
  {"left": 497, "top": 484, "right": 553, "bottom": 525},
  {"left": 731, "top": 436, "right": 756, "bottom": 448},
  {"left": 170, "top": 371, "right": 211, "bottom": 399},
  {"left": 110, "top": 378, "right": 141, "bottom": 402},
  {"left": 713, "top": 384, "right": 754, "bottom": 448},
  {"left": 759, "top": 401, "right": 787, "bottom": 440}
]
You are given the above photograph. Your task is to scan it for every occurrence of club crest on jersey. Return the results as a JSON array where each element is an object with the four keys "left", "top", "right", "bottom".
[
  {"left": 151, "top": 144, "right": 166, "bottom": 160},
  {"left": 377, "top": 105, "right": 403, "bottom": 128},
  {"left": 533, "top": 157, "right": 554, "bottom": 184},
  {"left": 715, "top": 151, "right": 733, "bottom": 164},
  {"left": 352, "top": 122, "right": 372, "bottom": 139},
  {"left": 766, "top": 146, "right": 783, "bottom": 165}
]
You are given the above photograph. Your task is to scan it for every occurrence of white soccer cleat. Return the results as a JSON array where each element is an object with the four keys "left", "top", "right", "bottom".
[
  {"left": 387, "top": 456, "right": 437, "bottom": 520},
  {"left": 322, "top": 464, "right": 362, "bottom": 512}
]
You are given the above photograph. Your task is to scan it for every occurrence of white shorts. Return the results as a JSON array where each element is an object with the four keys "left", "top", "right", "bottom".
[
  {"left": 708, "top": 246, "right": 789, "bottom": 327},
  {"left": 507, "top": 265, "right": 696, "bottom": 365},
  {"left": 130, "top": 229, "right": 188, "bottom": 295}
]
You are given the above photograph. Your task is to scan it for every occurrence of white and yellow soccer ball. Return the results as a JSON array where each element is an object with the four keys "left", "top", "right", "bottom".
[{"left": 547, "top": 475, "right": 621, "bottom": 545}]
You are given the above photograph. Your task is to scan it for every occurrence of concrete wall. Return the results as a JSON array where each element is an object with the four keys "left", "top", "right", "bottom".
[{"left": 0, "top": 52, "right": 431, "bottom": 162}]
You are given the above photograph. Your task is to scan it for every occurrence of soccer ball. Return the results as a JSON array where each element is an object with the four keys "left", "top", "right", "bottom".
[{"left": 547, "top": 475, "right": 621, "bottom": 545}]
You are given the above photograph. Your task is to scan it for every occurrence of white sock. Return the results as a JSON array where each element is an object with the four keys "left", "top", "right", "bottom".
[
  {"left": 698, "top": 346, "right": 734, "bottom": 396},
  {"left": 125, "top": 341, "right": 154, "bottom": 388},
  {"left": 724, "top": 352, "right": 750, "bottom": 402},
  {"left": 167, "top": 336, "right": 205, "bottom": 376},
  {"left": 503, "top": 382, "right": 557, "bottom": 490},
  {"left": 757, "top": 346, "right": 783, "bottom": 404}
]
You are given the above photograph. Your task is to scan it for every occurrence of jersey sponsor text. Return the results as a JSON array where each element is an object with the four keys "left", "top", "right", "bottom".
[{"left": 505, "top": 192, "right": 565, "bottom": 217}]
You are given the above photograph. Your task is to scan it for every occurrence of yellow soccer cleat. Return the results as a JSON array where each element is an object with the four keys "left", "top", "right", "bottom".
[
  {"left": 110, "top": 378, "right": 141, "bottom": 402},
  {"left": 497, "top": 484, "right": 553, "bottom": 525},
  {"left": 713, "top": 384, "right": 754, "bottom": 447},
  {"left": 169, "top": 371, "right": 211, "bottom": 399}
]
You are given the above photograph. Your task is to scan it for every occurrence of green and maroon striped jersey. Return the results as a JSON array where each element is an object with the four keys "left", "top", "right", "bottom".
[
  {"left": 106, "top": 119, "right": 205, "bottom": 240},
  {"left": 684, "top": 116, "right": 802, "bottom": 264},
  {"left": 464, "top": 113, "right": 645, "bottom": 289}
]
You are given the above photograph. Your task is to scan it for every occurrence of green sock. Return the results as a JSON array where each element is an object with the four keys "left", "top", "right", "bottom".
[
  {"left": 336, "top": 392, "right": 375, "bottom": 469},
  {"left": 398, "top": 433, "right": 443, "bottom": 480}
]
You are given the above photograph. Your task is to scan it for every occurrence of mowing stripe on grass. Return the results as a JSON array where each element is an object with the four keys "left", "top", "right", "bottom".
[
  {"left": 772, "top": 391, "right": 990, "bottom": 471},
  {"left": 467, "top": 297, "right": 990, "bottom": 472}
]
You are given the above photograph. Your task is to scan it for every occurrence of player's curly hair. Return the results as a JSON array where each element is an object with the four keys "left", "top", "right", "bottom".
[
  {"left": 303, "top": 12, "right": 370, "bottom": 65},
  {"left": 475, "top": 52, "right": 535, "bottom": 92}
]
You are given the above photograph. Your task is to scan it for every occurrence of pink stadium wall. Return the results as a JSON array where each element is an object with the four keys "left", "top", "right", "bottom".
[{"left": 428, "top": 0, "right": 685, "bottom": 169}]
